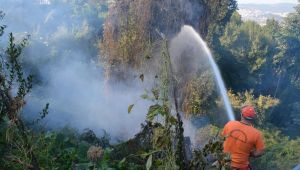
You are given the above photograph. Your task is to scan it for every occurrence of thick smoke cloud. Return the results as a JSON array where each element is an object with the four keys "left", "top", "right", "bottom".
[
  {"left": 0, "top": 0, "right": 229, "bottom": 144},
  {"left": 0, "top": 0, "right": 148, "bottom": 141},
  {"left": 25, "top": 55, "right": 149, "bottom": 141}
]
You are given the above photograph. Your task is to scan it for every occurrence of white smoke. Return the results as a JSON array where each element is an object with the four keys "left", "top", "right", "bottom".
[
  {"left": 25, "top": 56, "right": 149, "bottom": 141},
  {"left": 1, "top": 0, "right": 148, "bottom": 141},
  {"left": 0, "top": 0, "right": 231, "bottom": 143}
]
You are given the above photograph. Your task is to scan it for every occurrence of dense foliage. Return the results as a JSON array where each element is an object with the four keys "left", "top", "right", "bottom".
[
  {"left": 217, "top": 6, "right": 300, "bottom": 137},
  {"left": 100, "top": 0, "right": 237, "bottom": 81}
]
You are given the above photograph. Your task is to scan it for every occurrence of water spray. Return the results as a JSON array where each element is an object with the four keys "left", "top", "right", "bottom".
[{"left": 180, "top": 25, "right": 235, "bottom": 121}]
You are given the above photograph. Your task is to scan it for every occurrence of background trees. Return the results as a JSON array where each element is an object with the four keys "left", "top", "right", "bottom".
[{"left": 214, "top": 2, "right": 300, "bottom": 137}]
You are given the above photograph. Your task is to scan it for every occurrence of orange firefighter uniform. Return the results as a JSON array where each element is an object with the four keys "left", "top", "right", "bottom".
[{"left": 222, "top": 106, "right": 265, "bottom": 169}]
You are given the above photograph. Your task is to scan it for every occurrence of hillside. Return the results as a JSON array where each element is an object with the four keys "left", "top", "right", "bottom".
[{"left": 238, "top": 3, "right": 296, "bottom": 25}]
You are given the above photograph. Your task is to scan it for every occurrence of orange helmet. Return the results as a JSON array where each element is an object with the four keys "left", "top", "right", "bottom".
[{"left": 241, "top": 105, "right": 256, "bottom": 120}]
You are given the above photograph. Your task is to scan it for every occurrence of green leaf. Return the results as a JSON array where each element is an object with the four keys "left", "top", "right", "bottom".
[
  {"left": 128, "top": 104, "right": 134, "bottom": 113},
  {"left": 75, "top": 163, "right": 94, "bottom": 169},
  {"left": 168, "top": 116, "right": 178, "bottom": 125},
  {"left": 140, "top": 154, "right": 147, "bottom": 159},
  {"left": 141, "top": 94, "right": 149, "bottom": 99},
  {"left": 212, "top": 160, "right": 220, "bottom": 168},
  {"left": 151, "top": 89, "right": 159, "bottom": 100},
  {"left": 120, "top": 157, "right": 126, "bottom": 164},
  {"left": 146, "top": 154, "right": 152, "bottom": 170},
  {"left": 147, "top": 104, "right": 162, "bottom": 121}
]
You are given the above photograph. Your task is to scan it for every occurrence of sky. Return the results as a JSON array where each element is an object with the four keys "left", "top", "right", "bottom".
[{"left": 238, "top": 0, "right": 298, "bottom": 4}]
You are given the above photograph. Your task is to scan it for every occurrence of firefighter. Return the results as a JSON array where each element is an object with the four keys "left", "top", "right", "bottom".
[{"left": 222, "top": 105, "right": 265, "bottom": 170}]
